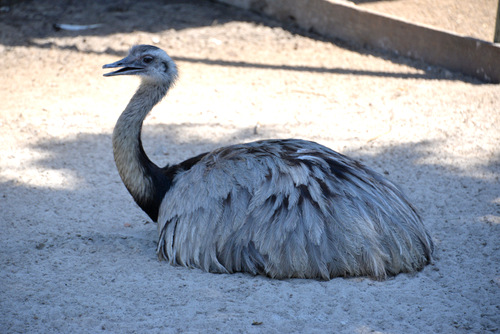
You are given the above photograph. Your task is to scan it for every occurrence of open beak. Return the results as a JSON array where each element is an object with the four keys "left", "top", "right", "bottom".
[{"left": 103, "top": 56, "right": 144, "bottom": 77}]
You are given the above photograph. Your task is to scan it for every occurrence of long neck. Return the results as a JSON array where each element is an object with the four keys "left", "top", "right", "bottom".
[{"left": 112, "top": 80, "right": 171, "bottom": 221}]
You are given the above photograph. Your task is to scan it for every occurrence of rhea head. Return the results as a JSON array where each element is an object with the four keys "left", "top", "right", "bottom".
[{"left": 103, "top": 45, "right": 178, "bottom": 85}]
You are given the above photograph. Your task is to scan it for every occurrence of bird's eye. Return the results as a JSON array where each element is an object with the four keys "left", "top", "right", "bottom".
[{"left": 142, "top": 56, "right": 154, "bottom": 64}]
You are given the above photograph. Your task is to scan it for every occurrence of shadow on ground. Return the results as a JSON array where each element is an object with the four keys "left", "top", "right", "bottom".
[{"left": 0, "top": 0, "right": 483, "bottom": 83}]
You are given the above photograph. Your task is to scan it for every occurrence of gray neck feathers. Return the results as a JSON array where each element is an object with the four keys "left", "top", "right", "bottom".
[{"left": 112, "top": 80, "right": 170, "bottom": 202}]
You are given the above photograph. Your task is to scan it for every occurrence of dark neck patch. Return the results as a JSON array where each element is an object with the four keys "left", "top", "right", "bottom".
[{"left": 132, "top": 148, "right": 208, "bottom": 222}]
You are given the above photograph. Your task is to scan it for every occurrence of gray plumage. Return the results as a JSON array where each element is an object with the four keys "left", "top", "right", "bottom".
[{"left": 103, "top": 45, "right": 433, "bottom": 280}]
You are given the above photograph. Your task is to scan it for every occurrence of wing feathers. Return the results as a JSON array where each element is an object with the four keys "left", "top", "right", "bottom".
[{"left": 156, "top": 139, "right": 433, "bottom": 279}]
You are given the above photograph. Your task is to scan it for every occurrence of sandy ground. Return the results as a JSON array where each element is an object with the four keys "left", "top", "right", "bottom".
[
  {"left": 347, "top": 0, "right": 498, "bottom": 42},
  {"left": 1, "top": 0, "right": 499, "bottom": 333}
]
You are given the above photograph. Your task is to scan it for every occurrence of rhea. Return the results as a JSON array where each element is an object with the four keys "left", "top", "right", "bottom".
[{"left": 103, "top": 45, "right": 433, "bottom": 280}]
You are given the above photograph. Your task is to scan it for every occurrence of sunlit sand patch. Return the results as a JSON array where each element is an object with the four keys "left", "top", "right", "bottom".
[{"left": 1, "top": 150, "right": 82, "bottom": 191}]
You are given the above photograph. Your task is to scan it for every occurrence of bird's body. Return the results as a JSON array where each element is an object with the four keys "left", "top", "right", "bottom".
[{"left": 103, "top": 45, "right": 433, "bottom": 280}]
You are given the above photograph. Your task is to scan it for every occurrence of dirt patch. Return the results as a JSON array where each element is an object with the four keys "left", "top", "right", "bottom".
[{"left": 347, "top": 0, "right": 497, "bottom": 41}]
